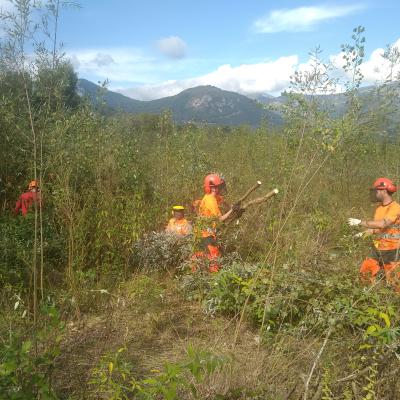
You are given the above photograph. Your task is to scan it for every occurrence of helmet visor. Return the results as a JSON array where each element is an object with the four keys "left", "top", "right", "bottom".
[
  {"left": 369, "top": 188, "right": 380, "bottom": 202},
  {"left": 218, "top": 181, "right": 227, "bottom": 196}
]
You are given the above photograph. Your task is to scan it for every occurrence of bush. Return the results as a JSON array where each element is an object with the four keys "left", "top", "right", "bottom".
[
  {"left": 130, "top": 231, "right": 193, "bottom": 272},
  {"left": 0, "top": 302, "right": 64, "bottom": 400},
  {"left": 205, "top": 262, "right": 264, "bottom": 317},
  {"left": 204, "top": 262, "right": 400, "bottom": 342},
  {"left": 0, "top": 214, "right": 64, "bottom": 289},
  {"left": 90, "top": 345, "right": 229, "bottom": 400}
]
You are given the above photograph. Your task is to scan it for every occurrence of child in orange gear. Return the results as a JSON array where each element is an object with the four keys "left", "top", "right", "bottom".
[{"left": 165, "top": 206, "right": 192, "bottom": 236}]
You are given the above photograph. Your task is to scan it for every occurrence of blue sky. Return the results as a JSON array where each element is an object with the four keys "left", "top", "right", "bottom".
[{"left": 41, "top": 1, "right": 400, "bottom": 98}]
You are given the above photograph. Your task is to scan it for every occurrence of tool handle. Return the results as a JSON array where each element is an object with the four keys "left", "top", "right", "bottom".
[
  {"left": 242, "top": 188, "right": 278, "bottom": 209},
  {"left": 235, "top": 181, "right": 262, "bottom": 205}
]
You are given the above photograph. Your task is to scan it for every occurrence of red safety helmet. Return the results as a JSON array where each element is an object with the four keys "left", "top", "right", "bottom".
[
  {"left": 372, "top": 177, "right": 397, "bottom": 193},
  {"left": 204, "top": 173, "right": 224, "bottom": 194}
]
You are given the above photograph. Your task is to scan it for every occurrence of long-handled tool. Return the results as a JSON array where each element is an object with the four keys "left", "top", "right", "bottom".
[
  {"left": 241, "top": 188, "right": 279, "bottom": 210},
  {"left": 235, "top": 180, "right": 262, "bottom": 205},
  {"left": 228, "top": 182, "right": 278, "bottom": 221}
]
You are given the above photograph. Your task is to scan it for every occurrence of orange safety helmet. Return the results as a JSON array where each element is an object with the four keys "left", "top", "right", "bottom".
[
  {"left": 28, "top": 180, "right": 39, "bottom": 190},
  {"left": 372, "top": 177, "right": 397, "bottom": 193},
  {"left": 204, "top": 173, "right": 224, "bottom": 194}
]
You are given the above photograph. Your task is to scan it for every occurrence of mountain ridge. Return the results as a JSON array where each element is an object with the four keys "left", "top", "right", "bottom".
[
  {"left": 77, "top": 79, "right": 400, "bottom": 127},
  {"left": 77, "top": 79, "right": 282, "bottom": 126}
]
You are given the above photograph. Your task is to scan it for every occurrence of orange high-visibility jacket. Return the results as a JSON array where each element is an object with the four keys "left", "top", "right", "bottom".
[
  {"left": 199, "top": 193, "right": 221, "bottom": 238},
  {"left": 166, "top": 218, "right": 192, "bottom": 236},
  {"left": 373, "top": 201, "right": 400, "bottom": 251},
  {"left": 193, "top": 195, "right": 225, "bottom": 215}
]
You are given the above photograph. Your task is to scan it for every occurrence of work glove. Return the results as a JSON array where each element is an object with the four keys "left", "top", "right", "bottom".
[
  {"left": 231, "top": 203, "right": 245, "bottom": 218},
  {"left": 232, "top": 203, "right": 242, "bottom": 212},
  {"left": 353, "top": 232, "right": 365, "bottom": 239},
  {"left": 347, "top": 218, "right": 362, "bottom": 227},
  {"left": 234, "top": 208, "right": 245, "bottom": 218}
]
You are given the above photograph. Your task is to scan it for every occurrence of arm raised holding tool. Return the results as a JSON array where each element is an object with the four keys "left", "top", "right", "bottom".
[{"left": 228, "top": 183, "right": 278, "bottom": 221}]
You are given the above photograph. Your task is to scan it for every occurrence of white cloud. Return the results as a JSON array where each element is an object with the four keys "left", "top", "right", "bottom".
[
  {"left": 360, "top": 39, "right": 400, "bottom": 82},
  {"left": 330, "top": 38, "right": 400, "bottom": 84},
  {"left": 253, "top": 4, "right": 365, "bottom": 33},
  {"left": 120, "top": 36, "right": 400, "bottom": 101},
  {"left": 92, "top": 52, "right": 115, "bottom": 67},
  {"left": 0, "top": 0, "right": 13, "bottom": 12},
  {"left": 119, "top": 56, "right": 298, "bottom": 100},
  {"left": 156, "top": 36, "right": 187, "bottom": 59},
  {"left": 67, "top": 46, "right": 196, "bottom": 86},
  {"left": 70, "top": 37, "right": 400, "bottom": 101},
  {"left": 67, "top": 47, "right": 159, "bottom": 83}
]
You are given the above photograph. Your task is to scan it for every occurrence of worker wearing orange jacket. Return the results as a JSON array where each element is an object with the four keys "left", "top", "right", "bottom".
[
  {"left": 348, "top": 177, "right": 400, "bottom": 291},
  {"left": 192, "top": 174, "right": 235, "bottom": 273},
  {"left": 192, "top": 194, "right": 229, "bottom": 216},
  {"left": 165, "top": 205, "right": 192, "bottom": 236},
  {"left": 15, "top": 180, "right": 41, "bottom": 216}
]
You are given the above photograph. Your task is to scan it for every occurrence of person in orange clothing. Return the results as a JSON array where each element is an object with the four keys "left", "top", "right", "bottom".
[
  {"left": 15, "top": 180, "right": 41, "bottom": 216},
  {"left": 348, "top": 177, "right": 400, "bottom": 291},
  {"left": 192, "top": 194, "right": 229, "bottom": 216},
  {"left": 165, "top": 205, "right": 192, "bottom": 236},
  {"left": 192, "top": 173, "right": 236, "bottom": 273}
]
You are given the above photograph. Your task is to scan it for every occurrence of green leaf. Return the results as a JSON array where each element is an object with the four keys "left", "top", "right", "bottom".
[
  {"left": 379, "top": 312, "right": 391, "bottom": 328},
  {"left": 22, "top": 340, "right": 32, "bottom": 353},
  {"left": 365, "top": 325, "right": 377, "bottom": 334}
]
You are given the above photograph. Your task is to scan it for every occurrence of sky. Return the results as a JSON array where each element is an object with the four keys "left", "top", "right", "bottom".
[{"left": 4, "top": 0, "right": 400, "bottom": 100}]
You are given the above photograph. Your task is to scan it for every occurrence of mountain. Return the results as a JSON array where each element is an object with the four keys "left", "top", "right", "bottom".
[
  {"left": 76, "top": 79, "right": 144, "bottom": 111},
  {"left": 77, "top": 79, "right": 400, "bottom": 128},
  {"left": 254, "top": 94, "right": 276, "bottom": 104},
  {"left": 257, "top": 85, "right": 400, "bottom": 125},
  {"left": 77, "top": 79, "right": 283, "bottom": 126}
]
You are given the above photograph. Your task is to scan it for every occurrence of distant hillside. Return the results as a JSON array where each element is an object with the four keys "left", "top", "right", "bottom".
[
  {"left": 77, "top": 79, "right": 283, "bottom": 126},
  {"left": 76, "top": 79, "right": 144, "bottom": 112},
  {"left": 77, "top": 79, "right": 400, "bottom": 128},
  {"left": 256, "top": 84, "right": 400, "bottom": 122}
]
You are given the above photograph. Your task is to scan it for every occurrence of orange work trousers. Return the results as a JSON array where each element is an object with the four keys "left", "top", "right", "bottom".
[
  {"left": 360, "top": 257, "right": 400, "bottom": 292},
  {"left": 191, "top": 237, "right": 220, "bottom": 273}
]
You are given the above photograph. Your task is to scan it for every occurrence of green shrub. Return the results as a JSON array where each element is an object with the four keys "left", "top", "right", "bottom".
[
  {"left": 90, "top": 345, "right": 229, "bottom": 400},
  {"left": 0, "top": 214, "right": 64, "bottom": 289},
  {"left": 204, "top": 262, "right": 400, "bottom": 343},
  {"left": 205, "top": 262, "right": 264, "bottom": 317},
  {"left": 0, "top": 302, "right": 64, "bottom": 399}
]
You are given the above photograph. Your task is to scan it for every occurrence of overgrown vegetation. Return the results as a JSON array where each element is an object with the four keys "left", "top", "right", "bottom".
[{"left": 1, "top": 2, "right": 400, "bottom": 398}]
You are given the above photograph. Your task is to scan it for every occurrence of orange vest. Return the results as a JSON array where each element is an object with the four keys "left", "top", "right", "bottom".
[
  {"left": 165, "top": 218, "right": 192, "bottom": 236},
  {"left": 193, "top": 195, "right": 225, "bottom": 215},
  {"left": 199, "top": 193, "right": 221, "bottom": 238},
  {"left": 373, "top": 201, "right": 400, "bottom": 251}
]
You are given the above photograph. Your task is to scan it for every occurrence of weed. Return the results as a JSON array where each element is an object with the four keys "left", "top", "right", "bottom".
[{"left": 90, "top": 345, "right": 229, "bottom": 399}]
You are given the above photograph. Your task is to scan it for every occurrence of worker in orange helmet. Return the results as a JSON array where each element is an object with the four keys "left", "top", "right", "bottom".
[
  {"left": 14, "top": 180, "right": 41, "bottom": 217},
  {"left": 192, "top": 173, "right": 236, "bottom": 273},
  {"left": 348, "top": 177, "right": 400, "bottom": 291},
  {"left": 192, "top": 197, "right": 229, "bottom": 216},
  {"left": 165, "top": 205, "right": 192, "bottom": 236}
]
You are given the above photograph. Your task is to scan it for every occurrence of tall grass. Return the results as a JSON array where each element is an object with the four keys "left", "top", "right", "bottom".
[{"left": 1, "top": 3, "right": 400, "bottom": 397}]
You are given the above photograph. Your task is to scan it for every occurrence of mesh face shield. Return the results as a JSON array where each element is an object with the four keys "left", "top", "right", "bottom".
[
  {"left": 369, "top": 188, "right": 380, "bottom": 203},
  {"left": 218, "top": 181, "right": 227, "bottom": 196}
]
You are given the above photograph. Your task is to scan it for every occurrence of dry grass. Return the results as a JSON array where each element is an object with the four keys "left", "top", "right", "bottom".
[{"left": 53, "top": 270, "right": 354, "bottom": 400}]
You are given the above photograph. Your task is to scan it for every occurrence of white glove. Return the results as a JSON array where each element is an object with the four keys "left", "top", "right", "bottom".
[
  {"left": 353, "top": 232, "right": 364, "bottom": 239},
  {"left": 348, "top": 218, "right": 362, "bottom": 227}
]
